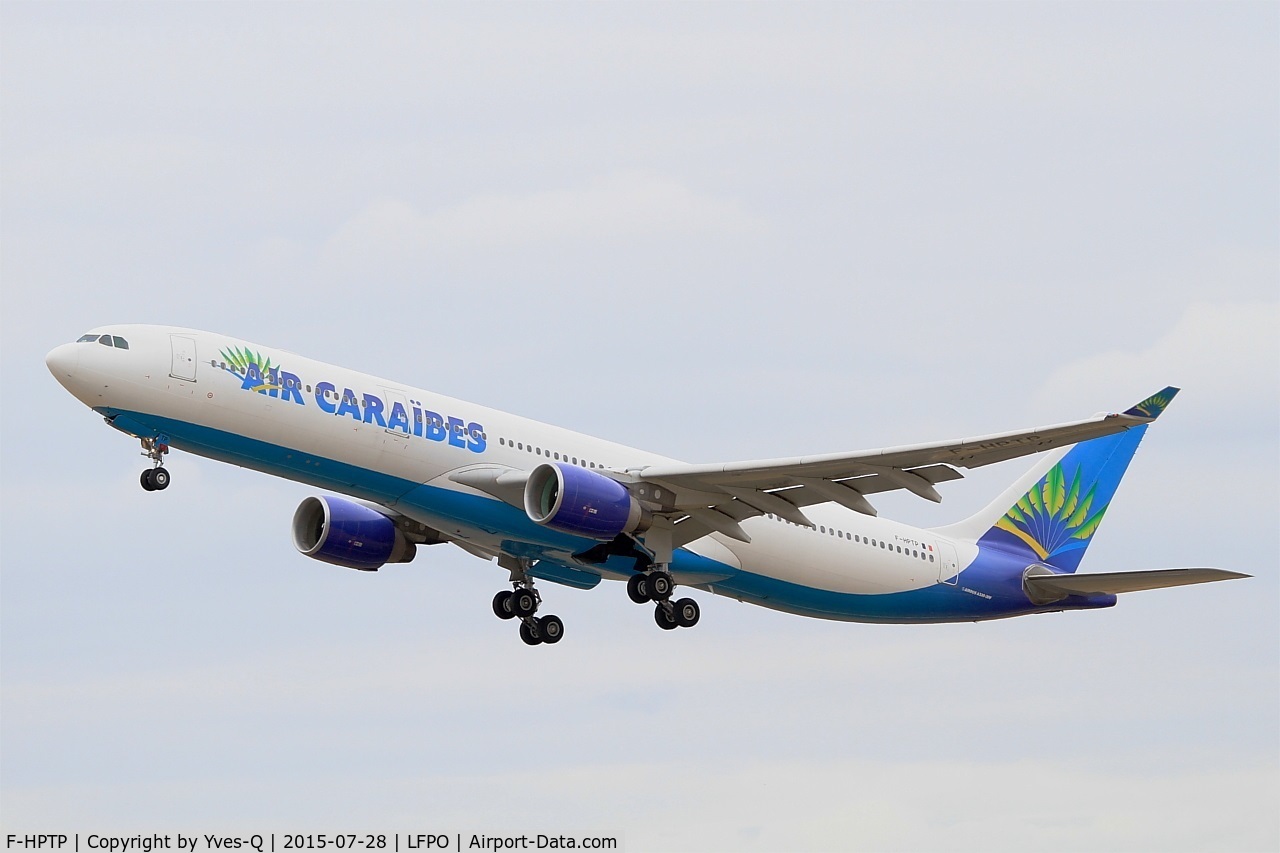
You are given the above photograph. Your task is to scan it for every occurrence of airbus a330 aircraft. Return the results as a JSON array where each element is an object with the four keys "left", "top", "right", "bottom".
[{"left": 46, "top": 325, "right": 1245, "bottom": 645}]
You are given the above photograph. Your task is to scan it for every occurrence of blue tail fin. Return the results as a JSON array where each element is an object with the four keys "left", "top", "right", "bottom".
[{"left": 940, "top": 387, "right": 1178, "bottom": 573}]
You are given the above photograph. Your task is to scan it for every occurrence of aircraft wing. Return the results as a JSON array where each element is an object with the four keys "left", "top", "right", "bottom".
[
  {"left": 1024, "top": 568, "right": 1250, "bottom": 603},
  {"left": 633, "top": 389, "right": 1178, "bottom": 546}
]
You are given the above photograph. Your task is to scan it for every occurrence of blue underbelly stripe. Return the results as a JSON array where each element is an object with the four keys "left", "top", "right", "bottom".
[{"left": 98, "top": 407, "right": 1108, "bottom": 623}]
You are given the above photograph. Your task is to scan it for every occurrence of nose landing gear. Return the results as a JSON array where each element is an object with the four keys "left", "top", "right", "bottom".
[
  {"left": 139, "top": 436, "right": 171, "bottom": 491},
  {"left": 140, "top": 467, "right": 170, "bottom": 491}
]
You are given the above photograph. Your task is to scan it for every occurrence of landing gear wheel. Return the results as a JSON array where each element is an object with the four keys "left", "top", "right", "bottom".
[
  {"left": 538, "top": 614, "right": 564, "bottom": 644},
  {"left": 674, "top": 597, "right": 700, "bottom": 628},
  {"left": 627, "top": 573, "right": 651, "bottom": 604},
  {"left": 510, "top": 589, "right": 538, "bottom": 618},
  {"left": 492, "top": 591, "right": 515, "bottom": 620},
  {"left": 519, "top": 619, "right": 543, "bottom": 646},
  {"left": 149, "top": 468, "right": 170, "bottom": 490},
  {"left": 655, "top": 604, "right": 678, "bottom": 631},
  {"left": 140, "top": 469, "right": 156, "bottom": 491},
  {"left": 648, "top": 571, "right": 674, "bottom": 602}
]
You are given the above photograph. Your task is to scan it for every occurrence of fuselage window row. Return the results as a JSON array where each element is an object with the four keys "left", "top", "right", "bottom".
[
  {"left": 764, "top": 513, "right": 933, "bottom": 560},
  {"left": 497, "top": 436, "right": 599, "bottom": 470}
]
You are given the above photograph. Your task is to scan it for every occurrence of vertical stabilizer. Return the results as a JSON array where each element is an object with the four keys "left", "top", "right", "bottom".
[{"left": 934, "top": 387, "right": 1177, "bottom": 573}]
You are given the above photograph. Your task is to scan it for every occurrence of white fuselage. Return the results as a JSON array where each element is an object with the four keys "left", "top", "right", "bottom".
[{"left": 48, "top": 324, "right": 996, "bottom": 622}]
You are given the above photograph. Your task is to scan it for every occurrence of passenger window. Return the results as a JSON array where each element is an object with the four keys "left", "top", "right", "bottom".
[
  {"left": 98, "top": 335, "right": 113, "bottom": 347},
  {"left": 112, "top": 337, "right": 129, "bottom": 349},
  {"left": 820, "top": 526, "right": 826, "bottom": 534}
]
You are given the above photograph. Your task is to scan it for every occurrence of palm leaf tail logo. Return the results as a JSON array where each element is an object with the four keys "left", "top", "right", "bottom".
[{"left": 995, "top": 463, "right": 1110, "bottom": 561}]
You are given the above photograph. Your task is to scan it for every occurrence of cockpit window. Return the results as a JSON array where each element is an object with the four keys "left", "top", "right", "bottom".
[{"left": 82, "top": 333, "right": 130, "bottom": 349}]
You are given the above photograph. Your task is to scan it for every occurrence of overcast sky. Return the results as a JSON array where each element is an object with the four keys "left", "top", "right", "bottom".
[{"left": 2, "top": 4, "right": 1277, "bottom": 851}]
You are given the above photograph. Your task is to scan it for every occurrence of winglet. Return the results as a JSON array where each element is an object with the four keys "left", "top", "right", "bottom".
[{"left": 1123, "top": 386, "right": 1180, "bottom": 420}]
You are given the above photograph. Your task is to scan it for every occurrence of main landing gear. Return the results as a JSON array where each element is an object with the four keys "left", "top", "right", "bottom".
[
  {"left": 493, "top": 557, "right": 563, "bottom": 646},
  {"left": 139, "top": 436, "right": 170, "bottom": 491},
  {"left": 627, "top": 570, "right": 700, "bottom": 631},
  {"left": 626, "top": 526, "right": 701, "bottom": 632}
]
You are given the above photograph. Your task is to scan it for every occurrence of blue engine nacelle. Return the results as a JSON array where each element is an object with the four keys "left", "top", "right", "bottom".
[
  {"left": 292, "top": 496, "right": 417, "bottom": 571},
  {"left": 524, "top": 463, "right": 648, "bottom": 541}
]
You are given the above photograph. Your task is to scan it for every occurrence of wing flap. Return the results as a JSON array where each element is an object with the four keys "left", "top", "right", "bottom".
[
  {"left": 634, "top": 405, "right": 1158, "bottom": 535},
  {"left": 640, "top": 412, "right": 1143, "bottom": 490}
]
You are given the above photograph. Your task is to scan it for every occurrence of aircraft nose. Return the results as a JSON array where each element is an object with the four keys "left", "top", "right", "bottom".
[{"left": 45, "top": 342, "right": 80, "bottom": 385}]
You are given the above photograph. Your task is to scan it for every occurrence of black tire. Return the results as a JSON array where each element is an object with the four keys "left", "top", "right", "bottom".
[
  {"left": 654, "top": 604, "right": 678, "bottom": 631},
  {"left": 492, "top": 591, "right": 515, "bottom": 620},
  {"left": 519, "top": 619, "right": 543, "bottom": 645},
  {"left": 674, "top": 597, "right": 700, "bottom": 628},
  {"left": 511, "top": 589, "right": 538, "bottom": 618},
  {"left": 140, "top": 469, "right": 156, "bottom": 491},
  {"left": 150, "top": 468, "right": 170, "bottom": 490},
  {"left": 626, "top": 573, "right": 650, "bottom": 604},
  {"left": 648, "top": 571, "right": 674, "bottom": 601},
  {"left": 538, "top": 614, "right": 564, "bottom": 644}
]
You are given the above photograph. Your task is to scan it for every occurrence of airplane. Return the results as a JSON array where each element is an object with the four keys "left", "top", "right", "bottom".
[{"left": 45, "top": 325, "right": 1247, "bottom": 645}]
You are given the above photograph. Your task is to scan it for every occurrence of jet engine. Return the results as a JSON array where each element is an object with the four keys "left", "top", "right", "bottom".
[
  {"left": 524, "top": 463, "right": 648, "bottom": 540},
  {"left": 292, "top": 496, "right": 417, "bottom": 571}
]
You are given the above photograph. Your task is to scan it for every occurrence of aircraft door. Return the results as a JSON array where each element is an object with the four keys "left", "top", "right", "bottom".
[
  {"left": 936, "top": 541, "right": 959, "bottom": 585},
  {"left": 170, "top": 335, "right": 197, "bottom": 382},
  {"left": 382, "top": 389, "right": 411, "bottom": 441}
]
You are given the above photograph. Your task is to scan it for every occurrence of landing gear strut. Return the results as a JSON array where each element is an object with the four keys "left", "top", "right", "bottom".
[
  {"left": 627, "top": 526, "right": 701, "bottom": 631},
  {"left": 494, "top": 556, "right": 563, "bottom": 646},
  {"left": 139, "top": 436, "right": 170, "bottom": 491}
]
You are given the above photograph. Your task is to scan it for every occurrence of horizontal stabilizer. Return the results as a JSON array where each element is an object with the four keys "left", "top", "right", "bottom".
[{"left": 1026, "top": 567, "right": 1249, "bottom": 602}]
